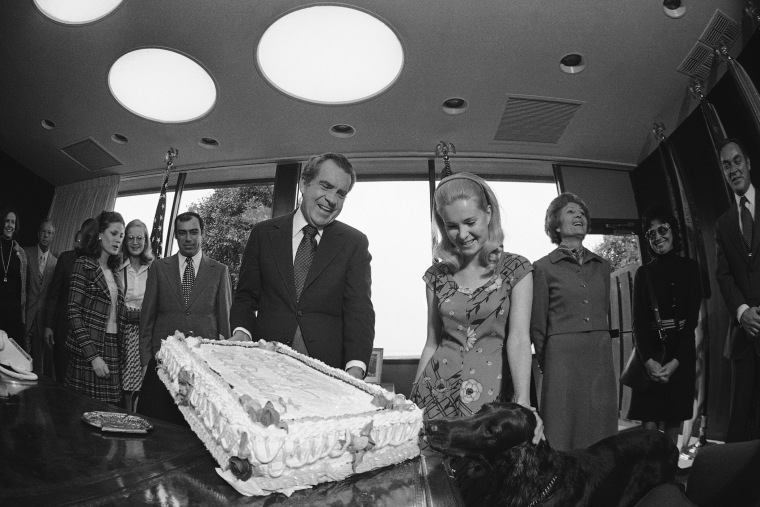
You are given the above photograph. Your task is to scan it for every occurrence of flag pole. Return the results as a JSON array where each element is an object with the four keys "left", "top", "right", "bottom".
[{"left": 149, "top": 148, "right": 178, "bottom": 259}]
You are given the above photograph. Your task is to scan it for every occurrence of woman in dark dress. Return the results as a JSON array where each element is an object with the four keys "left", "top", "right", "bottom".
[
  {"left": 0, "top": 208, "right": 27, "bottom": 342},
  {"left": 627, "top": 205, "right": 701, "bottom": 445}
]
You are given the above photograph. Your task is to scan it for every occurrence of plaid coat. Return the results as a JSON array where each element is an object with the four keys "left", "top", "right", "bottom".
[{"left": 65, "top": 256, "right": 126, "bottom": 403}]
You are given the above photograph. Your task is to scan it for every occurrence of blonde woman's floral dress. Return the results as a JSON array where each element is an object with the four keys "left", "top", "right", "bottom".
[{"left": 412, "top": 252, "right": 532, "bottom": 420}]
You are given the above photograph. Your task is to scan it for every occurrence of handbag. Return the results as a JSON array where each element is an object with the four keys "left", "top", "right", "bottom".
[{"left": 621, "top": 266, "right": 668, "bottom": 392}]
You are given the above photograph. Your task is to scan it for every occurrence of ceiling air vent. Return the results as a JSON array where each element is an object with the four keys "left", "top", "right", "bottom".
[
  {"left": 677, "top": 42, "right": 715, "bottom": 80},
  {"left": 61, "top": 138, "right": 122, "bottom": 172},
  {"left": 677, "top": 10, "right": 739, "bottom": 79},
  {"left": 698, "top": 9, "right": 740, "bottom": 48},
  {"left": 494, "top": 97, "right": 581, "bottom": 144}
]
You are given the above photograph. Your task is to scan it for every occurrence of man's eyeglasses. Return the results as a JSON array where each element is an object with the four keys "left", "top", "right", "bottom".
[
  {"left": 644, "top": 224, "right": 670, "bottom": 241},
  {"left": 127, "top": 235, "right": 145, "bottom": 243}
]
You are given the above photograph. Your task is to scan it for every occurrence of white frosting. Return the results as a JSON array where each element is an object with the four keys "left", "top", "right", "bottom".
[
  {"left": 156, "top": 334, "right": 422, "bottom": 497},
  {"left": 191, "top": 341, "right": 381, "bottom": 420}
]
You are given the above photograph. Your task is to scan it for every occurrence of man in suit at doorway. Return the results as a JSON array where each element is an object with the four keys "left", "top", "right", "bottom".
[
  {"left": 715, "top": 137, "right": 760, "bottom": 442},
  {"left": 24, "top": 218, "right": 56, "bottom": 375},
  {"left": 138, "top": 211, "right": 232, "bottom": 423},
  {"left": 230, "top": 152, "right": 375, "bottom": 379}
]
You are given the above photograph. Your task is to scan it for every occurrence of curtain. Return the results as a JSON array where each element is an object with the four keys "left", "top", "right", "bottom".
[
  {"left": 47, "top": 174, "right": 120, "bottom": 256},
  {"left": 716, "top": 46, "right": 760, "bottom": 142},
  {"left": 653, "top": 125, "right": 711, "bottom": 451},
  {"left": 690, "top": 79, "right": 733, "bottom": 201}
]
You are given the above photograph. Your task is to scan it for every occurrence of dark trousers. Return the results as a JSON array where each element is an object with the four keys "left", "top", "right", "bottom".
[
  {"left": 136, "top": 357, "right": 188, "bottom": 428},
  {"left": 52, "top": 326, "right": 69, "bottom": 384},
  {"left": 726, "top": 352, "right": 760, "bottom": 443}
]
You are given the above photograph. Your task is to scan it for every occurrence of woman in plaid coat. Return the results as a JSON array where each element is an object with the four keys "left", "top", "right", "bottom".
[{"left": 65, "top": 211, "right": 126, "bottom": 404}]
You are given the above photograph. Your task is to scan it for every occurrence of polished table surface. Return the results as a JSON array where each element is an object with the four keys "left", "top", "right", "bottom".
[{"left": 0, "top": 374, "right": 463, "bottom": 506}]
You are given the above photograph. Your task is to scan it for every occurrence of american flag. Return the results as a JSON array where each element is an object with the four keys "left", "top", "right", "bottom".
[{"left": 149, "top": 148, "right": 178, "bottom": 259}]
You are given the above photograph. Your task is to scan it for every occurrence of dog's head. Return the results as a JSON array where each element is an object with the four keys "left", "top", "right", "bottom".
[{"left": 423, "top": 402, "right": 536, "bottom": 457}]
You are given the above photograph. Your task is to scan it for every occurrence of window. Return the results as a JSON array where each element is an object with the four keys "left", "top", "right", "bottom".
[
  {"left": 115, "top": 184, "right": 273, "bottom": 290},
  {"left": 338, "top": 179, "right": 559, "bottom": 358}
]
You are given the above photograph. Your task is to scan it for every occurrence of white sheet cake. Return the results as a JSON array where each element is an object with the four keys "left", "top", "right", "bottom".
[{"left": 155, "top": 333, "right": 422, "bottom": 497}]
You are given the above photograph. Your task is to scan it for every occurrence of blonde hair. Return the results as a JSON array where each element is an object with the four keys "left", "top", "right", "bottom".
[{"left": 432, "top": 173, "right": 504, "bottom": 272}]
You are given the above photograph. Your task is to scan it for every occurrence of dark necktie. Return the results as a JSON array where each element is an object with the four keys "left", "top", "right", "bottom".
[
  {"left": 182, "top": 257, "right": 195, "bottom": 306},
  {"left": 294, "top": 225, "right": 318, "bottom": 300},
  {"left": 741, "top": 196, "right": 754, "bottom": 250}
]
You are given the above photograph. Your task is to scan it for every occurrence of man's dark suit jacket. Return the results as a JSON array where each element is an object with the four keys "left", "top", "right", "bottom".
[
  {"left": 45, "top": 249, "right": 76, "bottom": 382},
  {"left": 139, "top": 253, "right": 232, "bottom": 365},
  {"left": 230, "top": 211, "right": 375, "bottom": 370},
  {"left": 716, "top": 198, "right": 760, "bottom": 359}
]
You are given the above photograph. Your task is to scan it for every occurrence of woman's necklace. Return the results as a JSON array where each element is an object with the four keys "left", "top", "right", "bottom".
[{"left": 1, "top": 240, "right": 11, "bottom": 283}]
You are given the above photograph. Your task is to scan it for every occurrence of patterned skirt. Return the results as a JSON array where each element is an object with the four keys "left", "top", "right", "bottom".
[
  {"left": 121, "top": 322, "right": 143, "bottom": 392},
  {"left": 65, "top": 332, "right": 121, "bottom": 404}
]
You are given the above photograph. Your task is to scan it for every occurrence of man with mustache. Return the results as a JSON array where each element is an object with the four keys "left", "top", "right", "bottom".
[
  {"left": 230, "top": 153, "right": 375, "bottom": 379},
  {"left": 715, "top": 137, "right": 760, "bottom": 442}
]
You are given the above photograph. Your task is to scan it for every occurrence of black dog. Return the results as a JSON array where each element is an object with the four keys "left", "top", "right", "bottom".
[{"left": 424, "top": 402, "right": 678, "bottom": 507}]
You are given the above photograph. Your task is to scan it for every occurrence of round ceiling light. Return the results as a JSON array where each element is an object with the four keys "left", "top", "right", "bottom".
[
  {"left": 109, "top": 48, "right": 216, "bottom": 123},
  {"left": 257, "top": 6, "right": 404, "bottom": 104},
  {"left": 663, "top": 0, "right": 686, "bottom": 19},
  {"left": 111, "top": 133, "right": 128, "bottom": 144},
  {"left": 560, "top": 53, "right": 586, "bottom": 74},
  {"left": 199, "top": 137, "right": 220, "bottom": 149},
  {"left": 330, "top": 124, "right": 356, "bottom": 138},
  {"left": 34, "top": 0, "right": 124, "bottom": 24},
  {"left": 41, "top": 119, "right": 56, "bottom": 130},
  {"left": 442, "top": 97, "right": 469, "bottom": 115}
]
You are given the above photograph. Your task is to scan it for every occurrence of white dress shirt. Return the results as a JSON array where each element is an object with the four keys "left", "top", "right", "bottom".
[
  {"left": 121, "top": 260, "right": 150, "bottom": 309},
  {"left": 37, "top": 245, "right": 48, "bottom": 276}
]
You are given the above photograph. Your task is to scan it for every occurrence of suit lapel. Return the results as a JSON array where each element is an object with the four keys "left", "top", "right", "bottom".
[
  {"left": 304, "top": 223, "right": 345, "bottom": 293},
  {"left": 269, "top": 213, "right": 297, "bottom": 301},
  {"left": 27, "top": 248, "right": 41, "bottom": 290},
  {"left": 728, "top": 205, "right": 748, "bottom": 259},
  {"left": 91, "top": 259, "right": 110, "bottom": 299},
  {"left": 165, "top": 255, "right": 184, "bottom": 304}
]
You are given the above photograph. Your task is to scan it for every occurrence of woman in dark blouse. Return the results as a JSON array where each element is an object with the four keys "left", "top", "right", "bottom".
[
  {"left": 0, "top": 208, "right": 27, "bottom": 342},
  {"left": 627, "top": 205, "right": 701, "bottom": 445}
]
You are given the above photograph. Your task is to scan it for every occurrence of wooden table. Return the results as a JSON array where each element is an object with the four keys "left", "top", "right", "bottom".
[{"left": 0, "top": 374, "right": 463, "bottom": 506}]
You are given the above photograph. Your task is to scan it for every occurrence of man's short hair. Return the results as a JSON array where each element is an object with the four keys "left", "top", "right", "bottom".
[
  {"left": 38, "top": 218, "right": 54, "bottom": 231},
  {"left": 175, "top": 211, "right": 204, "bottom": 233},
  {"left": 718, "top": 137, "right": 749, "bottom": 160},
  {"left": 301, "top": 153, "right": 356, "bottom": 191}
]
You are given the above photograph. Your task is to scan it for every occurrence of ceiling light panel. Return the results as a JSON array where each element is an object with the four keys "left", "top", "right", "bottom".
[
  {"left": 34, "top": 0, "right": 124, "bottom": 24},
  {"left": 257, "top": 6, "right": 404, "bottom": 104},
  {"left": 108, "top": 48, "right": 217, "bottom": 123}
]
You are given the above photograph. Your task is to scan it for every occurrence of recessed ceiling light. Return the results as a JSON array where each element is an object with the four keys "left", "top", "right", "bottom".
[
  {"left": 257, "top": 6, "right": 404, "bottom": 104},
  {"left": 442, "top": 97, "right": 469, "bottom": 115},
  {"left": 199, "top": 137, "right": 220, "bottom": 149},
  {"left": 109, "top": 48, "right": 217, "bottom": 123},
  {"left": 560, "top": 53, "right": 586, "bottom": 74},
  {"left": 663, "top": 0, "right": 686, "bottom": 19},
  {"left": 41, "top": 119, "right": 56, "bottom": 130},
  {"left": 330, "top": 124, "right": 356, "bottom": 138},
  {"left": 34, "top": 0, "right": 124, "bottom": 25},
  {"left": 111, "top": 133, "right": 128, "bottom": 144}
]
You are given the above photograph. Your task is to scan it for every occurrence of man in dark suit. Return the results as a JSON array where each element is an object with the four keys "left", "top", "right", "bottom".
[
  {"left": 715, "top": 138, "right": 760, "bottom": 442},
  {"left": 230, "top": 153, "right": 374, "bottom": 378},
  {"left": 138, "top": 211, "right": 232, "bottom": 423},
  {"left": 44, "top": 218, "right": 94, "bottom": 383},
  {"left": 24, "top": 219, "right": 57, "bottom": 375}
]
